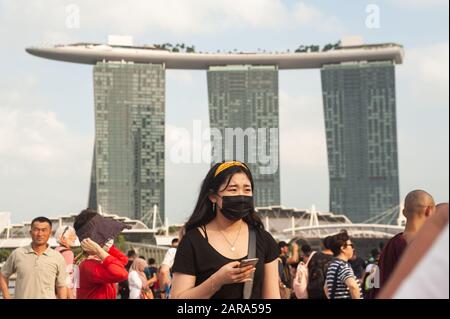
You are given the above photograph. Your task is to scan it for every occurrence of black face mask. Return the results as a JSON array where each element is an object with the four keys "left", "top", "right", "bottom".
[{"left": 218, "top": 195, "right": 254, "bottom": 221}]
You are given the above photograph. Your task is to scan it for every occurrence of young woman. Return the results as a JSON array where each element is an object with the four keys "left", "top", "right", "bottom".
[
  {"left": 171, "top": 161, "right": 280, "bottom": 299},
  {"left": 73, "top": 209, "right": 129, "bottom": 299},
  {"left": 128, "top": 258, "right": 156, "bottom": 299}
]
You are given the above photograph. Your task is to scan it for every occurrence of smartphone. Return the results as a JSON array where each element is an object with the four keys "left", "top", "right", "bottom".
[{"left": 239, "top": 258, "right": 259, "bottom": 268}]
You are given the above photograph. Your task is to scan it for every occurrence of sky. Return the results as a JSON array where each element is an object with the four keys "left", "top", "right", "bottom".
[{"left": 0, "top": 0, "right": 448, "bottom": 225}]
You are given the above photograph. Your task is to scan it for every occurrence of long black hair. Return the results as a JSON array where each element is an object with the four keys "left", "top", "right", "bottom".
[{"left": 184, "top": 162, "right": 264, "bottom": 232}]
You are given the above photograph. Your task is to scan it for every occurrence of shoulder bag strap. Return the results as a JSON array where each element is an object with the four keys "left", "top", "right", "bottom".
[{"left": 243, "top": 225, "right": 256, "bottom": 299}]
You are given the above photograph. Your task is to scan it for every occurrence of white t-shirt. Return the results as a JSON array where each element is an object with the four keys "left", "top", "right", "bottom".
[
  {"left": 128, "top": 270, "right": 143, "bottom": 299},
  {"left": 161, "top": 248, "right": 177, "bottom": 268},
  {"left": 365, "top": 263, "right": 376, "bottom": 274}
]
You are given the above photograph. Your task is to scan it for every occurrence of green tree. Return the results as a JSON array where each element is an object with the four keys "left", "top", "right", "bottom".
[
  {"left": 0, "top": 249, "right": 12, "bottom": 263},
  {"left": 115, "top": 234, "right": 126, "bottom": 252},
  {"left": 322, "top": 43, "right": 334, "bottom": 52}
]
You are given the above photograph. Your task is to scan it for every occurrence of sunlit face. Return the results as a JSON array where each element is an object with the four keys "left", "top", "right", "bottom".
[
  {"left": 342, "top": 240, "right": 355, "bottom": 259},
  {"left": 30, "top": 222, "right": 52, "bottom": 246},
  {"left": 61, "top": 231, "right": 77, "bottom": 248},
  {"left": 67, "top": 232, "right": 77, "bottom": 246},
  {"left": 210, "top": 172, "right": 253, "bottom": 209}
]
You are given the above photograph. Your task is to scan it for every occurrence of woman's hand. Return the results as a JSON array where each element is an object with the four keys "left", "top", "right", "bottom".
[
  {"left": 81, "top": 238, "right": 109, "bottom": 260},
  {"left": 213, "top": 261, "right": 256, "bottom": 288},
  {"left": 147, "top": 275, "right": 158, "bottom": 286}
]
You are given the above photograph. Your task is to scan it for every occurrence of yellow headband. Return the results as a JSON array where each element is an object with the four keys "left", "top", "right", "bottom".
[{"left": 214, "top": 161, "right": 248, "bottom": 177}]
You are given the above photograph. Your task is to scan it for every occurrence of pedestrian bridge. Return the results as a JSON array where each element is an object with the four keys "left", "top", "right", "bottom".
[
  {"left": 282, "top": 204, "right": 405, "bottom": 239},
  {"left": 283, "top": 223, "right": 404, "bottom": 239}
]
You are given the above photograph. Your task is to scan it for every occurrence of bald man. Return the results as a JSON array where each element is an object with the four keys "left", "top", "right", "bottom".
[
  {"left": 378, "top": 190, "right": 436, "bottom": 293},
  {"left": 378, "top": 202, "right": 448, "bottom": 299}
]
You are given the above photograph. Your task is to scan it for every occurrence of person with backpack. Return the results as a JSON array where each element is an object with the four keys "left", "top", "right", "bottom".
[
  {"left": 301, "top": 236, "right": 334, "bottom": 299},
  {"left": 293, "top": 244, "right": 316, "bottom": 299}
]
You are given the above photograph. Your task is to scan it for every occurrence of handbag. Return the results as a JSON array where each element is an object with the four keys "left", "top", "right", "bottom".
[{"left": 293, "top": 251, "right": 317, "bottom": 299}]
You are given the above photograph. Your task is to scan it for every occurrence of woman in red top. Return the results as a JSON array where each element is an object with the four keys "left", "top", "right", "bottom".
[
  {"left": 73, "top": 209, "right": 129, "bottom": 299},
  {"left": 76, "top": 238, "right": 128, "bottom": 299}
]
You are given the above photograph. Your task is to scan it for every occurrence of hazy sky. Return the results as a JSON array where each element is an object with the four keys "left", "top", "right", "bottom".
[{"left": 0, "top": 0, "right": 448, "bottom": 224}]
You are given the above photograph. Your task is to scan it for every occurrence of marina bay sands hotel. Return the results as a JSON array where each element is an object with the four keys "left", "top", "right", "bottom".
[{"left": 26, "top": 37, "right": 404, "bottom": 224}]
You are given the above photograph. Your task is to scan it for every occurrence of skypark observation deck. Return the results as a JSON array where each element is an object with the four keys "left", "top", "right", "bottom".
[{"left": 25, "top": 42, "right": 404, "bottom": 69}]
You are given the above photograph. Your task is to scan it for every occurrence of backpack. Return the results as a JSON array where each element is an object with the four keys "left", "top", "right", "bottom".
[{"left": 293, "top": 251, "right": 316, "bottom": 299}]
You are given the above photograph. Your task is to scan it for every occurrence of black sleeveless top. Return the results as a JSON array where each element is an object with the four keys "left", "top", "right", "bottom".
[{"left": 172, "top": 224, "right": 278, "bottom": 299}]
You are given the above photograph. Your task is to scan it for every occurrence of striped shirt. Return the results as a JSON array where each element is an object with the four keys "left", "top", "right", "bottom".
[{"left": 326, "top": 258, "right": 363, "bottom": 299}]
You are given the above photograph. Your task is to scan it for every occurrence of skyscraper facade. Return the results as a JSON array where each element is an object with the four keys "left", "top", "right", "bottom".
[
  {"left": 321, "top": 61, "right": 400, "bottom": 223},
  {"left": 88, "top": 62, "right": 165, "bottom": 222},
  {"left": 207, "top": 65, "right": 281, "bottom": 207}
]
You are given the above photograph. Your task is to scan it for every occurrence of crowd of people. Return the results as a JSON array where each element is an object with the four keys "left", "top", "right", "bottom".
[
  {"left": 0, "top": 210, "right": 182, "bottom": 300},
  {"left": 274, "top": 190, "right": 448, "bottom": 299},
  {"left": 0, "top": 161, "right": 448, "bottom": 299}
]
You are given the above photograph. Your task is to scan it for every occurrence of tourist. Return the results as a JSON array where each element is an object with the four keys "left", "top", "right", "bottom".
[
  {"left": 0, "top": 217, "right": 68, "bottom": 299},
  {"left": 74, "top": 209, "right": 129, "bottom": 299},
  {"left": 129, "top": 258, "right": 156, "bottom": 299},
  {"left": 378, "top": 190, "right": 436, "bottom": 289},
  {"left": 54, "top": 225, "right": 78, "bottom": 298},
  {"left": 278, "top": 241, "right": 299, "bottom": 299},
  {"left": 158, "top": 238, "right": 179, "bottom": 299},
  {"left": 325, "top": 231, "right": 362, "bottom": 299},
  {"left": 378, "top": 203, "right": 448, "bottom": 299},
  {"left": 305, "top": 235, "right": 334, "bottom": 299},
  {"left": 170, "top": 161, "right": 280, "bottom": 299}
]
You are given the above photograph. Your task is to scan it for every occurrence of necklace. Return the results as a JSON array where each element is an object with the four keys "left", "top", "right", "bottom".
[{"left": 218, "top": 221, "right": 243, "bottom": 252}]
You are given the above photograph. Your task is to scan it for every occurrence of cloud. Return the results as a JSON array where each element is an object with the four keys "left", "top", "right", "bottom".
[
  {"left": 0, "top": 107, "right": 91, "bottom": 175},
  {"left": 0, "top": 0, "right": 76, "bottom": 46},
  {"left": 278, "top": 85, "right": 329, "bottom": 210},
  {"left": 86, "top": 0, "right": 293, "bottom": 35},
  {"left": 390, "top": 0, "right": 449, "bottom": 8},
  {"left": 166, "top": 70, "right": 194, "bottom": 85},
  {"left": 292, "top": 1, "right": 345, "bottom": 33},
  {"left": 0, "top": 0, "right": 344, "bottom": 44},
  {"left": 399, "top": 42, "right": 449, "bottom": 107},
  {"left": 279, "top": 90, "right": 327, "bottom": 168},
  {"left": 0, "top": 94, "right": 92, "bottom": 220},
  {"left": 393, "top": 42, "right": 449, "bottom": 205},
  {"left": 407, "top": 42, "right": 449, "bottom": 83}
]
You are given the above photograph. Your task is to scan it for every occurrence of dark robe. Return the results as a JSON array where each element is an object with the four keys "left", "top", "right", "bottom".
[{"left": 379, "top": 233, "right": 408, "bottom": 287}]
